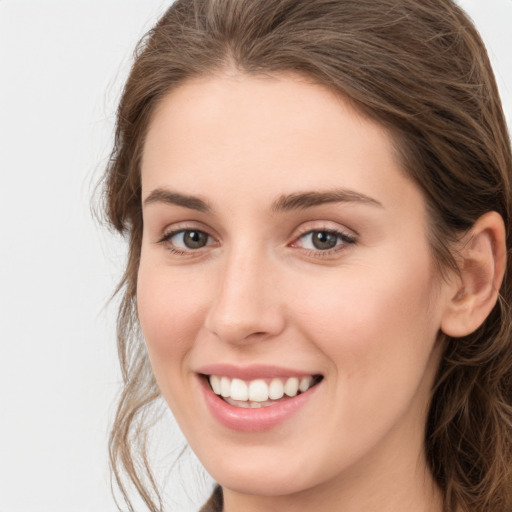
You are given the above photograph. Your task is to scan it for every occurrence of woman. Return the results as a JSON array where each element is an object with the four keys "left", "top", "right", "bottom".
[{"left": 102, "top": 0, "right": 512, "bottom": 511}]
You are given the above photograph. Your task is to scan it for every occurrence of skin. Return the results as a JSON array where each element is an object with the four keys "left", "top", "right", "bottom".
[{"left": 137, "top": 72, "right": 456, "bottom": 512}]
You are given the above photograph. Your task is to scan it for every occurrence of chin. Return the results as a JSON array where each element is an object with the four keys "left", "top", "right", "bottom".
[{"left": 199, "top": 447, "right": 332, "bottom": 498}]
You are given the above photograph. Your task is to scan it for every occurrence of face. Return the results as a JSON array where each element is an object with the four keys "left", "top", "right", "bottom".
[{"left": 138, "top": 73, "right": 451, "bottom": 504}]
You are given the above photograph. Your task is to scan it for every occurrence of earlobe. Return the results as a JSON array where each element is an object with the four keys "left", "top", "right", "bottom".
[{"left": 441, "top": 211, "right": 507, "bottom": 338}]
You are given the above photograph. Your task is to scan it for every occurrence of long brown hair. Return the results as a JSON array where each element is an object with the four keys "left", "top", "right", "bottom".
[{"left": 102, "top": 1, "right": 512, "bottom": 510}]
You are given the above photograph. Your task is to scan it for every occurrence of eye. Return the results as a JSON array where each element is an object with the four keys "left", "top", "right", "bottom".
[
  {"left": 159, "top": 229, "right": 213, "bottom": 251},
  {"left": 294, "top": 229, "right": 356, "bottom": 252}
]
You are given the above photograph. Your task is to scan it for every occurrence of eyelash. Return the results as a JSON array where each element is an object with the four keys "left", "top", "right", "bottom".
[
  {"left": 157, "top": 226, "right": 357, "bottom": 257},
  {"left": 291, "top": 227, "right": 357, "bottom": 256},
  {"left": 157, "top": 228, "right": 216, "bottom": 256}
]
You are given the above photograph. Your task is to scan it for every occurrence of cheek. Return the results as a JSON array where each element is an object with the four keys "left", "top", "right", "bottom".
[
  {"left": 287, "top": 261, "right": 442, "bottom": 455},
  {"left": 136, "top": 262, "right": 207, "bottom": 365},
  {"left": 291, "top": 256, "right": 441, "bottom": 379}
]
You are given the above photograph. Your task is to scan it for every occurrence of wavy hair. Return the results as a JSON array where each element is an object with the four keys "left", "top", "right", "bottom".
[{"left": 101, "top": 0, "right": 512, "bottom": 510}]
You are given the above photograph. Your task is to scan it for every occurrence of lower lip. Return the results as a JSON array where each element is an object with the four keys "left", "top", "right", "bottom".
[{"left": 200, "top": 377, "right": 319, "bottom": 432}]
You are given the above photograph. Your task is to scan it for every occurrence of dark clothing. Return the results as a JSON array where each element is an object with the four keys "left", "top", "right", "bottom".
[{"left": 199, "top": 485, "right": 223, "bottom": 512}]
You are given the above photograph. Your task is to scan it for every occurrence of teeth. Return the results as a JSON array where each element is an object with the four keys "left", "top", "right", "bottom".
[
  {"left": 284, "top": 377, "right": 299, "bottom": 397},
  {"left": 210, "top": 375, "right": 221, "bottom": 395},
  {"left": 208, "top": 375, "right": 318, "bottom": 403},
  {"left": 268, "top": 378, "right": 284, "bottom": 400},
  {"left": 220, "top": 377, "right": 230, "bottom": 398},
  {"left": 249, "top": 379, "right": 269, "bottom": 402},
  {"left": 299, "top": 376, "right": 313, "bottom": 392},
  {"left": 231, "top": 378, "right": 249, "bottom": 401}
]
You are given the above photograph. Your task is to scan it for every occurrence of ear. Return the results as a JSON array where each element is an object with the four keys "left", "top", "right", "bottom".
[{"left": 441, "top": 211, "right": 507, "bottom": 338}]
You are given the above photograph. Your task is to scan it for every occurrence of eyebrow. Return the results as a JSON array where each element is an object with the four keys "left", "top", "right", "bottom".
[
  {"left": 143, "top": 187, "right": 383, "bottom": 213},
  {"left": 271, "top": 189, "right": 383, "bottom": 211},
  {"left": 143, "top": 188, "right": 211, "bottom": 213}
]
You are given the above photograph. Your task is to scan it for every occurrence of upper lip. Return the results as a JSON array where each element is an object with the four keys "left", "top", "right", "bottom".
[{"left": 196, "top": 363, "right": 322, "bottom": 381}]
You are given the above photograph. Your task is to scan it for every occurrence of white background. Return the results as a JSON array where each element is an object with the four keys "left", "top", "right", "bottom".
[{"left": 0, "top": 1, "right": 511, "bottom": 511}]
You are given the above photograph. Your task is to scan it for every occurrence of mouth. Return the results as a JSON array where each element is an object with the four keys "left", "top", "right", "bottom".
[{"left": 204, "top": 374, "right": 324, "bottom": 408}]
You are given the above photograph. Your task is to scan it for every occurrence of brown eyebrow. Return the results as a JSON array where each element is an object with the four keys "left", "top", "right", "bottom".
[
  {"left": 271, "top": 189, "right": 383, "bottom": 211},
  {"left": 143, "top": 187, "right": 382, "bottom": 213},
  {"left": 143, "top": 188, "right": 211, "bottom": 213}
]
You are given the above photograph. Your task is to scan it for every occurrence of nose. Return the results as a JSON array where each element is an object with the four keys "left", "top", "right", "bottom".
[{"left": 204, "top": 248, "right": 286, "bottom": 345}]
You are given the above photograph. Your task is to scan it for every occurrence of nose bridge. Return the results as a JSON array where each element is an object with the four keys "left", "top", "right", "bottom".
[{"left": 205, "top": 242, "right": 284, "bottom": 344}]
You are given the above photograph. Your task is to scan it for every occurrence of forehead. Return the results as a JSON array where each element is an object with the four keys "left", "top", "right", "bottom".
[{"left": 141, "top": 72, "right": 417, "bottom": 213}]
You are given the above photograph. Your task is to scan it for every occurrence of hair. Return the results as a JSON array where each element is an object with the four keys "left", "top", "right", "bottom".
[{"left": 101, "top": 0, "right": 512, "bottom": 510}]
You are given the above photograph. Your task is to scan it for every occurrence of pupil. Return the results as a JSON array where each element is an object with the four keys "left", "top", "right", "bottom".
[
  {"left": 313, "top": 231, "right": 337, "bottom": 250},
  {"left": 184, "top": 231, "right": 207, "bottom": 249}
]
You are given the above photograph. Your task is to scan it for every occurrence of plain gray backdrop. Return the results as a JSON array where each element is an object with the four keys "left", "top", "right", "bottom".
[{"left": 0, "top": 1, "right": 511, "bottom": 511}]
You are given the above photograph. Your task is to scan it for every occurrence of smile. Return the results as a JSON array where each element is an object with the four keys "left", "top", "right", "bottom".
[{"left": 207, "top": 375, "right": 322, "bottom": 408}]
